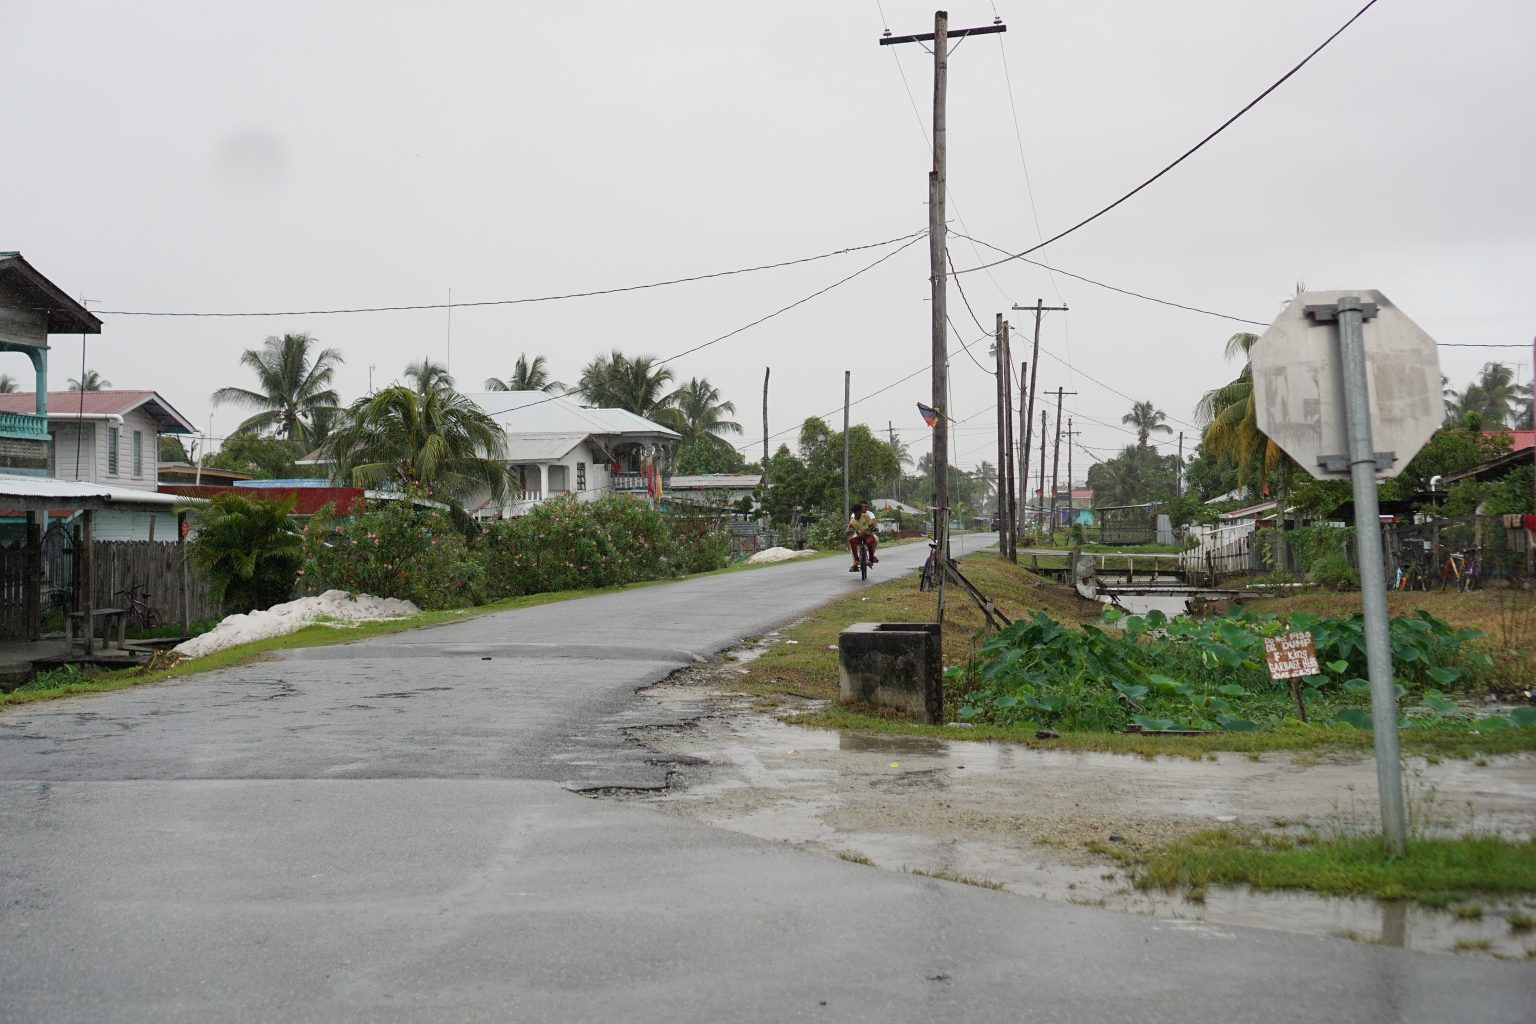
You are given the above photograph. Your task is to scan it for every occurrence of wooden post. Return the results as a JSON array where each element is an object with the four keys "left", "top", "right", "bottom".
[
  {"left": 81, "top": 510, "right": 95, "bottom": 655},
  {"left": 995, "top": 313, "right": 1008, "bottom": 553},
  {"left": 178, "top": 511, "right": 191, "bottom": 637},
  {"left": 761, "top": 367, "right": 770, "bottom": 489},
  {"left": 26, "top": 512, "right": 41, "bottom": 641}
]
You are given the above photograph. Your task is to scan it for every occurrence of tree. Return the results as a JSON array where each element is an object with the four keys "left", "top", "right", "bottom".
[
  {"left": 182, "top": 492, "right": 303, "bottom": 614},
  {"left": 405, "top": 358, "right": 454, "bottom": 396},
  {"left": 485, "top": 354, "right": 563, "bottom": 393},
  {"left": 673, "top": 377, "right": 742, "bottom": 447},
  {"left": 1084, "top": 444, "right": 1179, "bottom": 509},
  {"left": 211, "top": 333, "right": 344, "bottom": 447},
  {"left": 972, "top": 461, "right": 997, "bottom": 512},
  {"left": 324, "top": 381, "right": 512, "bottom": 513},
  {"left": 1445, "top": 363, "right": 1533, "bottom": 429},
  {"left": 674, "top": 434, "right": 745, "bottom": 475},
  {"left": 1195, "top": 332, "right": 1286, "bottom": 494},
  {"left": 1122, "top": 400, "right": 1172, "bottom": 447},
  {"left": 576, "top": 350, "right": 685, "bottom": 430},
  {"left": 159, "top": 435, "right": 190, "bottom": 464},
  {"left": 68, "top": 369, "right": 111, "bottom": 391},
  {"left": 204, "top": 434, "right": 303, "bottom": 479},
  {"left": 759, "top": 418, "right": 900, "bottom": 525},
  {"left": 0, "top": 374, "right": 15, "bottom": 393}
]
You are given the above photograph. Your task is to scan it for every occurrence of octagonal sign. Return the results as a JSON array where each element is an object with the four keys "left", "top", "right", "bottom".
[{"left": 1252, "top": 289, "right": 1442, "bottom": 479}]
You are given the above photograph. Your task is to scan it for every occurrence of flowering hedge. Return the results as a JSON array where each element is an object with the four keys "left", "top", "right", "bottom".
[
  {"left": 301, "top": 498, "right": 484, "bottom": 610},
  {"left": 483, "top": 495, "right": 677, "bottom": 596}
]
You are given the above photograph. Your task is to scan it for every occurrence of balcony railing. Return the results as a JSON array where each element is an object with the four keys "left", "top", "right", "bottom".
[
  {"left": 611, "top": 472, "right": 647, "bottom": 492},
  {"left": 0, "top": 412, "right": 48, "bottom": 440}
]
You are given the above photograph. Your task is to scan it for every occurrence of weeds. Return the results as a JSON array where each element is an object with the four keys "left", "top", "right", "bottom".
[
  {"left": 836, "top": 852, "right": 875, "bottom": 866},
  {"left": 907, "top": 867, "right": 1005, "bottom": 890}
]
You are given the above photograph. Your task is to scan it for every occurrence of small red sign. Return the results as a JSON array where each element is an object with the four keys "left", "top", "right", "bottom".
[{"left": 1263, "top": 631, "right": 1320, "bottom": 680}]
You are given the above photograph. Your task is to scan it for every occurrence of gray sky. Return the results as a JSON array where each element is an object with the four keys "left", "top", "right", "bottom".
[{"left": 4, "top": 0, "right": 1533, "bottom": 481}]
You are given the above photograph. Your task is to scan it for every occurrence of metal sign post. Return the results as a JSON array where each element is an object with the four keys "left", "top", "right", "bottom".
[{"left": 1305, "top": 296, "right": 1407, "bottom": 854}]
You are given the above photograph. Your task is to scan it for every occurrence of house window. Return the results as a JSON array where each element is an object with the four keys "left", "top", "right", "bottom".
[
  {"left": 107, "top": 427, "right": 119, "bottom": 475},
  {"left": 576, "top": 462, "right": 586, "bottom": 492},
  {"left": 133, "top": 431, "right": 143, "bottom": 477}
]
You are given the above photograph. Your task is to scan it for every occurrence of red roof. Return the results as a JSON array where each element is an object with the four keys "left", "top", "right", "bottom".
[
  {"left": 0, "top": 390, "right": 195, "bottom": 433},
  {"left": 161, "top": 485, "right": 365, "bottom": 517},
  {"left": 1484, "top": 429, "right": 1534, "bottom": 453}
]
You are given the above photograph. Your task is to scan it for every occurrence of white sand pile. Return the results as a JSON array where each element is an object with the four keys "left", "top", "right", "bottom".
[
  {"left": 173, "top": 590, "right": 421, "bottom": 660},
  {"left": 748, "top": 546, "right": 817, "bottom": 564}
]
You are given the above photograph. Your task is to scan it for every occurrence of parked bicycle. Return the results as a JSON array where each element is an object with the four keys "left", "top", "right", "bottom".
[
  {"left": 1439, "top": 550, "right": 1481, "bottom": 592},
  {"left": 113, "top": 584, "right": 161, "bottom": 631}
]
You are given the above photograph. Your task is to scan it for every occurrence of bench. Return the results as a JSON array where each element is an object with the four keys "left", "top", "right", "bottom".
[{"left": 66, "top": 608, "right": 128, "bottom": 651}]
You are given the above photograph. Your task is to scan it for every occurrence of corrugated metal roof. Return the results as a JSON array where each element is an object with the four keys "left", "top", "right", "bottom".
[
  {"left": 0, "top": 473, "right": 188, "bottom": 506},
  {"left": 502, "top": 433, "right": 591, "bottom": 462},
  {"left": 0, "top": 390, "right": 196, "bottom": 433},
  {"left": 462, "top": 392, "right": 682, "bottom": 441},
  {"left": 669, "top": 474, "right": 761, "bottom": 490}
]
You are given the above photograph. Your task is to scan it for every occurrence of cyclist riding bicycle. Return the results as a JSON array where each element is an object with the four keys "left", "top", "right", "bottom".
[{"left": 846, "top": 501, "right": 880, "bottom": 572}]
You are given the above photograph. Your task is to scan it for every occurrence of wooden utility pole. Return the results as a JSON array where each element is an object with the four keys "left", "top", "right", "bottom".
[
  {"left": 1017, "top": 361, "right": 1027, "bottom": 542},
  {"left": 1063, "top": 420, "right": 1082, "bottom": 534},
  {"left": 889, "top": 421, "right": 900, "bottom": 502},
  {"left": 1176, "top": 430, "right": 1184, "bottom": 499},
  {"left": 1038, "top": 410, "right": 1048, "bottom": 537},
  {"left": 843, "top": 370, "right": 851, "bottom": 523},
  {"left": 994, "top": 313, "right": 1009, "bottom": 550},
  {"left": 761, "top": 367, "right": 770, "bottom": 487},
  {"left": 882, "top": 11, "right": 1006, "bottom": 550},
  {"left": 1003, "top": 323, "right": 1018, "bottom": 562},
  {"left": 1047, "top": 388, "right": 1077, "bottom": 541},
  {"left": 1012, "top": 300, "right": 1068, "bottom": 541}
]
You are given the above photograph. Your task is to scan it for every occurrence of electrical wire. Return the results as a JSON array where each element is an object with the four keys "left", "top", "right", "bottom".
[
  {"left": 951, "top": 0, "right": 1384, "bottom": 273},
  {"left": 92, "top": 230, "right": 928, "bottom": 318},
  {"left": 484, "top": 231, "right": 927, "bottom": 421}
]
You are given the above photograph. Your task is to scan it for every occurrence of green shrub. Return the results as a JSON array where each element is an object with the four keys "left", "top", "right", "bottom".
[
  {"left": 805, "top": 512, "right": 848, "bottom": 551},
  {"left": 183, "top": 492, "right": 303, "bottom": 614},
  {"left": 302, "top": 497, "right": 484, "bottom": 610},
  {"left": 483, "top": 495, "right": 675, "bottom": 596},
  {"left": 665, "top": 504, "right": 732, "bottom": 575}
]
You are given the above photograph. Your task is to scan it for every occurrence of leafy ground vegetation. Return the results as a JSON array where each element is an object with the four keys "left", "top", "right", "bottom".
[{"left": 731, "top": 553, "right": 1536, "bottom": 757}]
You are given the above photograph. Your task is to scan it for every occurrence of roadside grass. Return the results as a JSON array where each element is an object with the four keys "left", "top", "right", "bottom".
[
  {"left": 724, "top": 551, "right": 1536, "bottom": 757},
  {"left": 1119, "top": 827, "right": 1536, "bottom": 906}
]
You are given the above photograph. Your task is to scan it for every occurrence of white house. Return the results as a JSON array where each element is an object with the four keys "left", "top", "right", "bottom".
[
  {"left": 461, "top": 391, "right": 682, "bottom": 518},
  {"left": 668, "top": 473, "right": 761, "bottom": 506},
  {"left": 0, "top": 390, "right": 197, "bottom": 541}
]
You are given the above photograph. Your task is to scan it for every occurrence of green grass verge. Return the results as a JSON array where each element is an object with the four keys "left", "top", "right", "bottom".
[{"left": 1126, "top": 828, "right": 1536, "bottom": 904}]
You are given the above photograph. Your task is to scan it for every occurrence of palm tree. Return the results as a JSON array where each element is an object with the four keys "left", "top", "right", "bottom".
[
  {"left": 68, "top": 369, "right": 111, "bottom": 391},
  {"left": 972, "top": 461, "right": 998, "bottom": 512},
  {"left": 485, "top": 354, "right": 563, "bottom": 393},
  {"left": 211, "top": 333, "right": 344, "bottom": 447},
  {"left": 182, "top": 491, "right": 303, "bottom": 614},
  {"left": 1195, "top": 332, "right": 1285, "bottom": 493},
  {"left": 1445, "top": 363, "right": 1532, "bottom": 429},
  {"left": 0, "top": 374, "right": 16, "bottom": 393},
  {"left": 1122, "top": 400, "right": 1172, "bottom": 447},
  {"left": 673, "top": 377, "right": 742, "bottom": 446},
  {"left": 405, "top": 357, "right": 454, "bottom": 396},
  {"left": 577, "top": 350, "right": 685, "bottom": 431},
  {"left": 324, "top": 380, "right": 512, "bottom": 511}
]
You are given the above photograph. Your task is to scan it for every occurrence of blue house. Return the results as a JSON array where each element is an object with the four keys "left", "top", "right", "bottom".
[{"left": 0, "top": 253, "right": 102, "bottom": 475}]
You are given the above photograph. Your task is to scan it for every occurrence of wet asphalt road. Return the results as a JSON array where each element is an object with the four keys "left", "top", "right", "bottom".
[{"left": 3, "top": 536, "right": 1532, "bottom": 1023}]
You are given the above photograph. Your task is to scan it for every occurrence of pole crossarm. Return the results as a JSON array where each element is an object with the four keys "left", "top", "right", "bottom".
[{"left": 879, "top": 24, "right": 1006, "bottom": 46}]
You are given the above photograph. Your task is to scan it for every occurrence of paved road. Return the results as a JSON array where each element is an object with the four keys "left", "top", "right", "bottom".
[{"left": 2, "top": 536, "right": 1531, "bottom": 1023}]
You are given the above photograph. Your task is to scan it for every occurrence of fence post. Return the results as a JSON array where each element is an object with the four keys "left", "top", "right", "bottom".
[{"left": 178, "top": 513, "right": 191, "bottom": 637}]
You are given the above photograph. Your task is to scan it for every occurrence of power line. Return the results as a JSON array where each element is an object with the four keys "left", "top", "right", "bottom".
[
  {"left": 92, "top": 229, "right": 928, "bottom": 317},
  {"left": 952, "top": 0, "right": 1384, "bottom": 273},
  {"left": 951, "top": 229, "right": 1268, "bottom": 327},
  {"left": 485, "top": 232, "right": 927, "bottom": 421},
  {"left": 1438, "top": 343, "right": 1529, "bottom": 349}
]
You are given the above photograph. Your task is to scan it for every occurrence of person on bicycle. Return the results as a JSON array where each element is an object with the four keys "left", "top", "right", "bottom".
[{"left": 846, "top": 501, "right": 879, "bottom": 572}]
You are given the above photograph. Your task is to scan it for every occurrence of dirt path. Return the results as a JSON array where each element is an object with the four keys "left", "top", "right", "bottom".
[{"left": 617, "top": 647, "right": 1536, "bottom": 959}]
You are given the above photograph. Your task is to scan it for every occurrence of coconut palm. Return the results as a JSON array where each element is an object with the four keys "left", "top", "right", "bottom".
[
  {"left": 673, "top": 377, "right": 742, "bottom": 446},
  {"left": 405, "top": 357, "right": 454, "bottom": 396},
  {"left": 0, "top": 374, "right": 16, "bottom": 393},
  {"left": 324, "top": 381, "right": 512, "bottom": 511},
  {"left": 1445, "top": 363, "right": 1533, "bottom": 429},
  {"left": 576, "top": 350, "right": 685, "bottom": 431},
  {"left": 211, "top": 333, "right": 344, "bottom": 446},
  {"left": 972, "top": 460, "right": 998, "bottom": 511},
  {"left": 68, "top": 369, "right": 111, "bottom": 391},
  {"left": 1195, "top": 332, "right": 1285, "bottom": 492},
  {"left": 485, "top": 354, "right": 563, "bottom": 393},
  {"left": 1122, "top": 400, "right": 1172, "bottom": 447}
]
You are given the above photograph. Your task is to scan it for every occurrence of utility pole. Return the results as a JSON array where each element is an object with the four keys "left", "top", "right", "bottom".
[
  {"left": 1063, "top": 420, "right": 1082, "bottom": 534},
  {"left": 994, "top": 313, "right": 1009, "bottom": 550},
  {"left": 1176, "top": 430, "right": 1185, "bottom": 499},
  {"left": 889, "top": 421, "right": 901, "bottom": 502},
  {"left": 1003, "top": 323, "right": 1018, "bottom": 563},
  {"left": 843, "top": 370, "right": 851, "bottom": 523},
  {"left": 1012, "top": 300, "right": 1069, "bottom": 541},
  {"left": 762, "top": 367, "right": 770, "bottom": 488},
  {"left": 1046, "top": 388, "right": 1077, "bottom": 541},
  {"left": 1038, "top": 410, "right": 1048, "bottom": 537},
  {"left": 882, "top": 11, "right": 1007, "bottom": 550},
  {"left": 1017, "top": 361, "right": 1027, "bottom": 542}
]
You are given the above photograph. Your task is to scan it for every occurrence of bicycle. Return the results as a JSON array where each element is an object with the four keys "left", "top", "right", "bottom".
[{"left": 113, "top": 584, "right": 161, "bottom": 632}]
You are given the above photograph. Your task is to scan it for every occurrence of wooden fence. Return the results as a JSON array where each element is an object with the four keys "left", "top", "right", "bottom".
[
  {"left": 50, "top": 538, "right": 221, "bottom": 627},
  {"left": 0, "top": 540, "right": 41, "bottom": 641}
]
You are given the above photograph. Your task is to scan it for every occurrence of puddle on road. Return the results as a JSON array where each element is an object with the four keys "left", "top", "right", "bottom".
[{"left": 624, "top": 682, "right": 1536, "bottom": 959}]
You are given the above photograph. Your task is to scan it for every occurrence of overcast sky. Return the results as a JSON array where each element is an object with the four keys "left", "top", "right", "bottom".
[{"left": 4, "top": 0, "right": 1533, "bottom": 481}]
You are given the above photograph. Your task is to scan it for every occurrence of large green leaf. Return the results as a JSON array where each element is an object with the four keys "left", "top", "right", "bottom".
[
  {"left": 1425, "top": 667, "right": 1461, "bottom": 686},
  {"left": 1509, "top": 707, "right": 1536, "bottom": 727},
  {"left": 1332, "top": 709, "right": 1373, "bottom": 730},
  {"left": 1132, "top": 715, "right": 1175, "bottom": 732}
]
